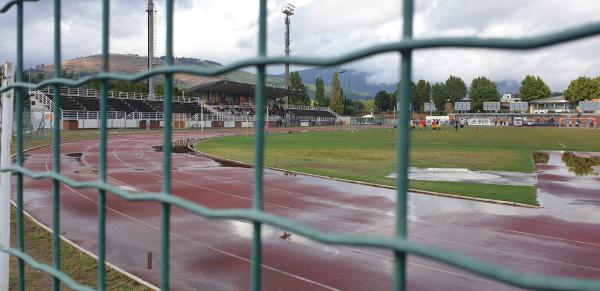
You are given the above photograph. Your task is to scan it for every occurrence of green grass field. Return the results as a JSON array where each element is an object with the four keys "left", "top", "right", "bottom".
[{"left": 197, "top": 127, "right": 600, "bottom": 206}]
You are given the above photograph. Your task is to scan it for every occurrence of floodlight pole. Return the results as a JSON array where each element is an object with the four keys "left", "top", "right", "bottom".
[
  {"left": 429, "top": 96, "right": 433, "bottom": 116},
  {"left": 282, "top": 3, "right": 295, "bottom": 103},
  {"left": 147, "top": 0, "right": 155, "bottom": 99},
  {"left": 0, "top": 62, "right": 15, "bottom": 291}
]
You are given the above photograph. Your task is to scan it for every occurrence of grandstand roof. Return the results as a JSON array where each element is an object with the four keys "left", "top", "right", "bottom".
[
  {"left": 530, "top": 96, "right": 569, "bottom": 104},
  {"left": 187, "top": 80, "right": 288, "bottom": 99}
]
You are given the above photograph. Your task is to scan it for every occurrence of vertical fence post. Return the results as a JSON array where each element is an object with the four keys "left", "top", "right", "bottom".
[
  {"left": 394, "top": 0, "right": 414, "bottom": 290},
  {"left": 14, "top": 2, "right": 26, "bottom": 290},
  {"left": 250, "top": 1, "right": 267, "bottom": 290},
  {"left": 0, "top": 62, "right": 15, "bottom": 291},
  {"left": 51, "top": 1, "right": 63, "bottom": 290},
  {"left": 160, "top": 0, "right": 175, "bottom": 289},
  {"left": 97, "top": 0, "right": 110, "bottom": 289}
]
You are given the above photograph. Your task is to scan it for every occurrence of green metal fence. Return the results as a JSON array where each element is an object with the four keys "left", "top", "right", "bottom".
[{"left": 1, "top": 0, "right": 600, "bottom": 290}]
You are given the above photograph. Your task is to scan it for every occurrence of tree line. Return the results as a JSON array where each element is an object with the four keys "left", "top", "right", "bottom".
[
  {"left": 289, "top": 71, "right": 364, "bottom": 115},
  {"left": 372, "top": 75, "right": 600, "bottom": 114},
  {"left": 29, "top": 68, "right": 600, "bottom": 114}
]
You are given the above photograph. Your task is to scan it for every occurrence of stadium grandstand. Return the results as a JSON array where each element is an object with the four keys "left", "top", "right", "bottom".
[{"left": 27, "top": 80, "right": 339, "bottom": 130}]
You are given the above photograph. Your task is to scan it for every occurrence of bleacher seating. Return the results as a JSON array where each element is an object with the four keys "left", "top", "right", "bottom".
[
  {"left": 61, "top": 96, "right": 86, "bottom": 111},
  {"left": 145, "top": 100, "right": 163, "bottom": 112},
  {"left": 286, "top": 109, "right": 335, "bottom": 118},
  {"left": 50, "top": 94, "right": 336, "bottom": 120},
  {"left": 108, "top": 99, "right": 131, "bottom": 112},
  {"left": 124, "top": 99, "right": 155, "bottom": 112}
]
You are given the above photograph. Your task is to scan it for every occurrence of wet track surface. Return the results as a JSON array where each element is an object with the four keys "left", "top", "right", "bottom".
[{"left": 14, "top": 128, "right": 600, "bottom": 290}]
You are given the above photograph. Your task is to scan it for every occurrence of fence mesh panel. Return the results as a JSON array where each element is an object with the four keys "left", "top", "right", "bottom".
[{"left": 1, "top": 0, "right": 600, "bottom": 290}]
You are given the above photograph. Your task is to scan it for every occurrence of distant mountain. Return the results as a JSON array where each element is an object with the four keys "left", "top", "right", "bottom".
[
  {"left": 29, "top": 55, "right": 528, "bottom": 99},
  {"left": 495, "top": 80, "right": 521, "bottom": 94},
  {"left": 276, "top": 67, "right": 396, "bottom": 100},
  {"left": 30, "top": 54, "right": 285, "bottom": 89}
]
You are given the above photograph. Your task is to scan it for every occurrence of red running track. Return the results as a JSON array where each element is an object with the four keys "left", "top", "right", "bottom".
[{"left": 15, "top": 129, "right": 600, "bottom": 290}]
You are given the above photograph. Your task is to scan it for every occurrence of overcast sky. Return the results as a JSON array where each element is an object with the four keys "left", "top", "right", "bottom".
[{"left": 1, "top": 0, "right": 600, "bottom": 91}]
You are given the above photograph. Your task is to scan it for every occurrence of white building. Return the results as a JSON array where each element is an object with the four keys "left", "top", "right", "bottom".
[
  {"left": 529, "top": 96, "right": 574, "bottom": 113},
  {"left": 500, "top": 94, "right": 520, "bottom": 103}
]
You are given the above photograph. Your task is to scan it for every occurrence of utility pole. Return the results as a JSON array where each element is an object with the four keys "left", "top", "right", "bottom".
[
  {"left": 147, "top": 0, "right": 155, "bottom": 99},
  {"left": 0, "top": 62, "right": 15, "bottom": 291},
  {"left": 338, "top": 66, "right": 346, "bottom": 115},
  {"left": 282, "top": 3, "right": 295, "bottom": 100}
]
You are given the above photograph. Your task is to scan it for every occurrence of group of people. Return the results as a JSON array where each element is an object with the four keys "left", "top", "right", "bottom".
[
  {"left": 409, "top": 118, "right": 458, "bottom": 131},
  {"left": 566, "top": 118, "right": 595, "bottom": 128}
]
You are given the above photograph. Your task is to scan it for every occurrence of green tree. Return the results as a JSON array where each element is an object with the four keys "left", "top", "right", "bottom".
[
  {"left": 289, "top": 71, "right": 310, "bottom": 105},
  {"left": 329, "top": 72, "right": 343, "bottom": 113},
  {"left": 431, "top": 82, "right": 446, "bottom": 114},
  {"left": 343, "top": 98, "right": 364, "bottom": 115},
  {"left": 413, "top": 80, "right": 430, "bottom": 112},
  {"left": 470, "top": 76, "right": 500, "bottom": 111},
  {"left": 519, "top": 75, "right": 551, "bottom": 101},
  {"left": 374, "top": 90, "right": 391, "bottom": 113},
  {"left": 445, "top": 75, "right": 467, "bottom": 102},
  {"left": 391, "top": 81, "right": 416, "bottom": 112},
  {"left": 564, "top": 76, "right": 600, "bottom": 103},
  {"left": 155, "top": 83, "right": 183, "bottom": 96},
  {"left": 362, "top": 99, "right": 375, "bottom": 112},
  {"left": 314, "top": 77, "right": 326, "bottom": 107}
]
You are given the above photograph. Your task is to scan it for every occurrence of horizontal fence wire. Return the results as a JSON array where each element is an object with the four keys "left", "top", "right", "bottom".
[{"left": 1, "top": 0, "right": 600, "bottom": 290}]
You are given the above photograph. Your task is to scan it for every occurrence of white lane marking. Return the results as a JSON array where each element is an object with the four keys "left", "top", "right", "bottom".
[
  {"left": 558, "top": 142, "right": 567, "bottom": 148},
  {"left": 117, "top": 137, "right": 600, "bottom": 272},
  {"left": 345, "top": 246, "right": 500, "bottom": 285},
  {"left": 107, "top": 138, "right": 508, "bottom": 286},
  {"left": 349, "top": 219, "right": 600, "bottom": 272},
  {"left": 112, "top": 138, "right": 600, "bottom": 280},
  {"left": 411, "top": 232, "right": 600, "bottom": 272},
  {"left": 502, "top": 229, "right": 600, "bottom": 248},
  {"left": 44, "top": 135, "right": 600, "bottom": 288},
  {"left": 46, "top": 146, "right": 341, "bottom": 291},
  {"left": 109, "top": 141, "right": 513, "bottom": 287},
  {"left": 122, "top": 140, "right": 374, "bottom": 225},
  {"left": 139, "top": 139, "right": 393, "bottom": 215}
]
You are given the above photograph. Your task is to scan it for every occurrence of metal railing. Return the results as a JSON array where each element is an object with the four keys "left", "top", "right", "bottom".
[
  {"left": 27, "top": 90, "right": 57, "bottom": 113},
  {"left": 38, "top": 86, "right": 199, "bottom": 103},
  {"left": 125, "top": 111, "right": 164, "bottom": 121},
  {"left": 2, "top": 0, "right": 600, "bottom": 290},
  {"left": 282, "top": 104, "right": 329, "bottom": 111},
  {"left": 62, "top": 110, "right": 126, "bottom": 121}
]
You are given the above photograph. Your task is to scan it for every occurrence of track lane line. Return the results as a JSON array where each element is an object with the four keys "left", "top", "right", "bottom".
[{"left": 67, "top": 139, "right": 342, "bottom": 290}]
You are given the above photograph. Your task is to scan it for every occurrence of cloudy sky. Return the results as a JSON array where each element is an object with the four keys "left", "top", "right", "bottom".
[{"left": 1, "top": 0, "right": 600, "bottom": 91}]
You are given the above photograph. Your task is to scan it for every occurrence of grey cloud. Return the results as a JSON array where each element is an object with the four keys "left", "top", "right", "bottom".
[{"left": 1, "top": 0, "right": 599, "bottom": 91}]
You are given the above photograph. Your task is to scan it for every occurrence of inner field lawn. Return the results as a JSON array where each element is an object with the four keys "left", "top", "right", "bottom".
[{"left": 196, "top": 127, "right": 600, "bottom": 206}]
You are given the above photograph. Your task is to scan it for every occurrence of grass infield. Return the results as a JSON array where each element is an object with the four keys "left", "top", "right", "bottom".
[{"left": 197, "top": 127, "right": 600, "bottom": 206}]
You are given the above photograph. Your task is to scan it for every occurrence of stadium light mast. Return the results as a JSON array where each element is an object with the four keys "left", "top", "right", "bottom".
[
  {"left": 147, "top": 0, "right": 155, "bottom": 98},
  {"left": 282, "top": 3, "right": 295, "bottom": 91}
]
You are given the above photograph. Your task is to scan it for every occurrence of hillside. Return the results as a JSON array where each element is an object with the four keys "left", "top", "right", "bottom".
[
  {"left": 496, "top": 80, "right": 520, "bottom": 94},
  {"left": 32, "top": 54, "right": 285, "bottom": 89},
  {"left": 30, "top": 55, "right": 525, "bottom": 99},
  {"left": 277, "top": 67, "right": 396, "bottom": 100}
]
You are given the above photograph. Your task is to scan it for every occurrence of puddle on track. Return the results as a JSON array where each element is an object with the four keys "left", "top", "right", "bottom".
[{"left": 153, "top": 139, "right": 252, "bottom": 170}]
